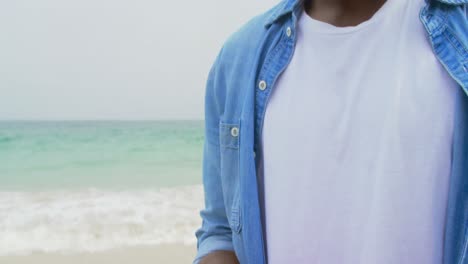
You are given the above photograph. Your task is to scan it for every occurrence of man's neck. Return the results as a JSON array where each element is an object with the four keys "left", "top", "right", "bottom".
[{"left": 304, "top": 0, "right": 387, "bottom": 27}]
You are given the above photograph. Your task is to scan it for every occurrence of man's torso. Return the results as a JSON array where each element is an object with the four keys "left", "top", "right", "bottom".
[{"left": 259, "top": 0, "right": 459, "bottom": 263}]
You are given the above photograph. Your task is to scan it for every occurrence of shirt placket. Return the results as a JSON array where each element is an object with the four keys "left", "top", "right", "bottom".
[
  {"left": 254, "top": 20, "right": 298, "bottom": 155},
  {"left": 253, "top": 14, "right": 299, "bottom": 264}
]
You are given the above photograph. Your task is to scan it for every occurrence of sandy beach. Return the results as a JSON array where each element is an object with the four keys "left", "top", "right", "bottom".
[{"left": 0, "top": 244, "right": 196, "bottom": 264}]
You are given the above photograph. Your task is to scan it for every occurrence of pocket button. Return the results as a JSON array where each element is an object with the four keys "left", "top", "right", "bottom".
[{"left": 230, "top": 127, "right": 239, "bottom": 137}]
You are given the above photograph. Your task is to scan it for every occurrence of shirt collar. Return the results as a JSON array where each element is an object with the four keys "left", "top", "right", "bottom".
[
  {"left": 264, "top": 0, "right": 304, "bottom": 28},
  {"left": 264, "top": 0, "right": 467, "bottom": 28}
]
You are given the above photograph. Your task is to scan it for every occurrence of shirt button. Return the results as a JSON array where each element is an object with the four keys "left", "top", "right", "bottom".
[
  {"left": 230, "top": 127, "right": 239, "bottom": 137},
  {"left": 286, "top": 27, "right": 292, "bottom": 37},
  {"left": 258, "top": 80, "right": 267, "bottom": 91}
]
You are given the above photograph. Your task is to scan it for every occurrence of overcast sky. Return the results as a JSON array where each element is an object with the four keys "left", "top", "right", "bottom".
[{"left": 0, "top": 0, "right": 277, "bottom": 120}]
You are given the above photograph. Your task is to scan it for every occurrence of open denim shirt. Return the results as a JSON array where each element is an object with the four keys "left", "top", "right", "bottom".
[{"left": 194, "top": 0, "right": 468, "bottom": 263}]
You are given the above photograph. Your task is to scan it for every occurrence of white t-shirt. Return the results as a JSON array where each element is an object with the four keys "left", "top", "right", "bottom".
[{"left": 258, "top": 0, "right": 459, "bottom": 263}]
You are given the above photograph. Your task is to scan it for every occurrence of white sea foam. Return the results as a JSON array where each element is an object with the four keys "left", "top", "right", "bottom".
[{"left": 0, "top": 185, "right": 203, "bottom": 256}]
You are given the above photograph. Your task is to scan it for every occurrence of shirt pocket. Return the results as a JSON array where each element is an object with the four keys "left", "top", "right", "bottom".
[{"left": 219, "top": 120, "right": 242, "bottom": 234}]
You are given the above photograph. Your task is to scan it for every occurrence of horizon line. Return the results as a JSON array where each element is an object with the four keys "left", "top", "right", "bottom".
[{"left": 0, "top": 119, "right": 204, "bottom": 122}]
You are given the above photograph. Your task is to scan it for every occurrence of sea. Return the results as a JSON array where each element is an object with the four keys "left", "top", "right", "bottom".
[{"left": 0, "top": 121, "right": 204, "bottom": 255}]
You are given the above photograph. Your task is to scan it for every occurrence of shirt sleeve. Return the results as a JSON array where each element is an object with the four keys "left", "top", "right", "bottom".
[{"left": 193, "top": 49, "right": 235, "bottom": 264}]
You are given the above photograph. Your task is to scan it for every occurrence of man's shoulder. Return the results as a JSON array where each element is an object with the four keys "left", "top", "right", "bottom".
[{"left": 215, "top": 1, "right": 286, "bottom": 65}]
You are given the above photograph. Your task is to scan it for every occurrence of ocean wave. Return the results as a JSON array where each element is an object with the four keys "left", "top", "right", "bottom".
[{"left": 0, "top": 185, "right": 203, "bottom": 255}]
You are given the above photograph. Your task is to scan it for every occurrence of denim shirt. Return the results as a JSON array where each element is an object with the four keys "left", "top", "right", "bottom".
[{"left": 194, "top": 0, "right": 468, "bottom": 263}]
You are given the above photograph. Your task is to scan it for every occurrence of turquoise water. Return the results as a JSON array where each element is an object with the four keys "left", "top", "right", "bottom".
[{"left": 0, "top": 121, "right": 204, "bottom": 190}]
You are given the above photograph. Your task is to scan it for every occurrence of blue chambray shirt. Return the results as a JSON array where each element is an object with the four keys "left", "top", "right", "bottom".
[{"left": 194, "top": 0, "right": 468, "bottom": 263}]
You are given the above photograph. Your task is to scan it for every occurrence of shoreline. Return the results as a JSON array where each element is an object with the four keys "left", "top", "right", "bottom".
[{"left": 0, "top": 244, "right": 196, "bottom": 264}]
